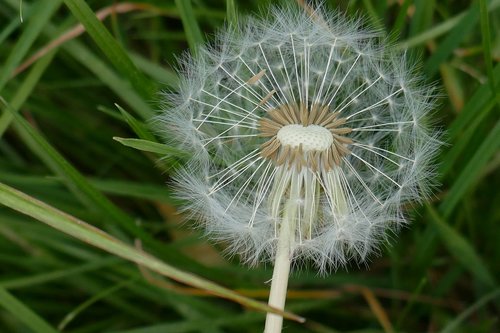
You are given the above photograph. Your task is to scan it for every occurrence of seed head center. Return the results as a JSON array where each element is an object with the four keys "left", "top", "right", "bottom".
[
  {"left": 277, "top": 124, "right": 333, "bottom": 152},
  {"left": 258, "top": 103, "right": 353, "bottom": 171}
]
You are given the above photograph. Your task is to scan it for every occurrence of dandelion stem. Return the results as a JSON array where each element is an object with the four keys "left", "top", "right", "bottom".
[
  {"left": 264, "top": 174, "right": 299, "bottom": 332},
  {"left": 264, "top": 224, "right": 292, "bottom": 332}
]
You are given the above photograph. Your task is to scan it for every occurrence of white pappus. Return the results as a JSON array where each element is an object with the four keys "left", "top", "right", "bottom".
[{"left": 159, "top": 3, "right": 441, "bottom": 274}]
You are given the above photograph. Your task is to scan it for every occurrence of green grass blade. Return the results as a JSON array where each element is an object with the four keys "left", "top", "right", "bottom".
[
  {"left": 447, "top": 63, "right": 500, "bottom": 139},
  {"left": 0, "top": 181, "right": 304, "bottom": 324},
  {"left": 423, "top": 3, "right": 479, "bottom": 76},
  {"left": 395, "top": 277, "right": 427, "bottom": 329},
  {"left": 390, "top": 0, "right": 412, "bottom": 37},
  {"left": 174, "top": 0, "right": 204, "bottom": 54},
  {"left": 440, "top": 98, "right": 496, "bottom": 176},
  {"left": 129, "top": 53, "right": 179, "bottom": 88},
  {"left": 0, "top": 171, "right": 175, "bottom": 204},
  {"left": 115, "top": 105, "right": 157, "bottom": 141},
  {"left": 440, "top": 120, "right": 500, "bottom": 217},
  {"left": 62, "top": 0, "right": 157, "bottom": 108},
  {"left": 90, "top": 178, "right": 175, "bottom": 203},
  {"left": 226, "top": 0, "right": 238, "bottom": 27},
  {"left": 0, "top": 13, "right": 20, "bottom": 45},
  {"left": 2, "top": 0, "right": 154, "bottom": 119},
  {"left": 0, "top": 286, "right": 59, "bottom": 333},
  {"left": 479, "top": 0, "right": 498, "bottom": 97},
  {"left": 108, "top": 315, "right": 261, "bottom": 333},
  {"left": 0, "top": 0, "right": 62, "bottom": 92},
  {"left": 113, "top": 137, "right": 187, "bottom": 157},
  {"left": 427, "top": 204, "right": 496, "bottom": 288},
  {"left": 0, "top": 99, "right": 161, "bottom": 248},
  {"left": 409, "top": 0, "right": 435, "bottom": 38},
  {"left": 398, "top": 12, "right": 465, "bottom": 50},
  {"left": 441, "top": 288, "right": 500, "bottom": 333},
  {"left": 58, "top": 278, "right": 136, "bottom": 330},
  {"left": 108, "top": 300, "right": 326, "bottom": 333},
  {"left": 0, "top": 257, "right": 121, "bottom": 289},
  {"left": 0, "top": 50, "right": 56, "bottom": 137},
  {"left": 61, "top": 39, "right": 154, "bottom": 119},
  {"left": 440, "top": 63, "right": 500, "bottom": 177},
  {"left": 398, "top": 0, "right": 500, "bottom": 50},
  {"left": 362, "top": 0, "right": 384, "bottom": 30}
]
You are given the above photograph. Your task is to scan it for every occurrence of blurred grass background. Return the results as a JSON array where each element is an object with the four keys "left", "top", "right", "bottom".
[{"left": 0, "top": 0, "right": 499, "bottom": 332}]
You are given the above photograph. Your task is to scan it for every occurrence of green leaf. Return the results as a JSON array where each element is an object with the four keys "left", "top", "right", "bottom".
[
  {"left": 107, "top": 300, "right": 327, "bottom": 333},
  {"left": 447, "top": 63, "right": 500, "bottom": 139},
  {"left": 398, "top": 12, "right": 465, "bottom": 50},
  {"left": 62, "top": 0, "right": 157, "bottom": 110},
  {"left": 424, "top": 2, "right": 479, "bottom": 76},
  {"left": 362, "top": 0, "right": 384, "bottom": 31},
  {"left": 0, "top": 49, "right": 56, "bottom": 138},
  {"left": 408, "top": 0, "right": 435, "bottom": 38},
  {"left": 0, "top": 12, "right": 20, "bottom": 46},
  {"left": 427, "top": 204, "right": 496, "bottom": 288},
  {"left": 3, "top": 0, "right": 154, "bottom": 120},
  {"left": 89, "top": 178, "right": 176, "bottom": 203},
  {"left": 226, "top": 0, "right": 238, "bottom": 27},
  {"left": 116, "top": 105, "right": 157, "bottom": 141},
  {"left": 1, "top": 99, "right": 161, "bottom": 249},
  {"left": 174, "top": 0, "right": 204, "bottom": 54},
  {"left": 440, "top": 97, "right": 496, "bottom": 176},
  {"left": 130, "top": 53, "right": 179, "bottom": 88},
  {"left": 479, "top": 0, "right": 500, "bottom": 105},
  {"left": 113, "top": 137, "right": 188, "bottom": 158},
  {"left": 58, "top": 278, "right": 136, "bottom": 331},
  {"left": 0, "top": 181, "right": 304, "bottom": 324},
  {"left": 390, "top": 0, "right": 412, "bottom": 37},
  {"left": 440, "top": 120, "right": 500, "bottom": 217},
  {"left": 397, "top": 0, "right": 500, "bottom": 51},
  {"left": 0, "top": 0, "right": 62, "bottom": 92},
  {"left": 0, "top": 257, "right": 122, "bottom": 289},
  {"left": 0, "top": 171, "right": 175, "bottom": 204},
  {"left": 61, "top": 39, "right": 154, "bottom": 119},
  {"left": 441, "top": 288, "right": 500, "bottom": 333},
  {"left": 0, "top": 286, "right": 59, "bottom": 333}
]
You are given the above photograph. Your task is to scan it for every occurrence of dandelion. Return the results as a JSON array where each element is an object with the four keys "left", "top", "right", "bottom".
[{"left": 160, "top": 2, "right": 440, "bottom": 332}]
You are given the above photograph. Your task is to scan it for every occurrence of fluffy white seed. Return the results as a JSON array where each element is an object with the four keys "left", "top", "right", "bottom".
[{"left": 159, "top": 3, "right": 440, "bottom": 272}]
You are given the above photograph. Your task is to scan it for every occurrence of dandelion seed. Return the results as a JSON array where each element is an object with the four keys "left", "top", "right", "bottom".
[{"left": 159, "top": 3, "right": 440, "bottom": 332}]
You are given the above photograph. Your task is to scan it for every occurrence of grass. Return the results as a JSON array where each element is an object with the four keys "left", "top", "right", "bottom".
[{"left": 0, "top": 0, "right": 499, "bottom": 332}]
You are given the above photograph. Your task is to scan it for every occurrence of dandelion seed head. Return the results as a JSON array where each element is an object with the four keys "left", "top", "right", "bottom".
[{"left": 159, "top": 2, "right": 441, "bottom": 272}]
